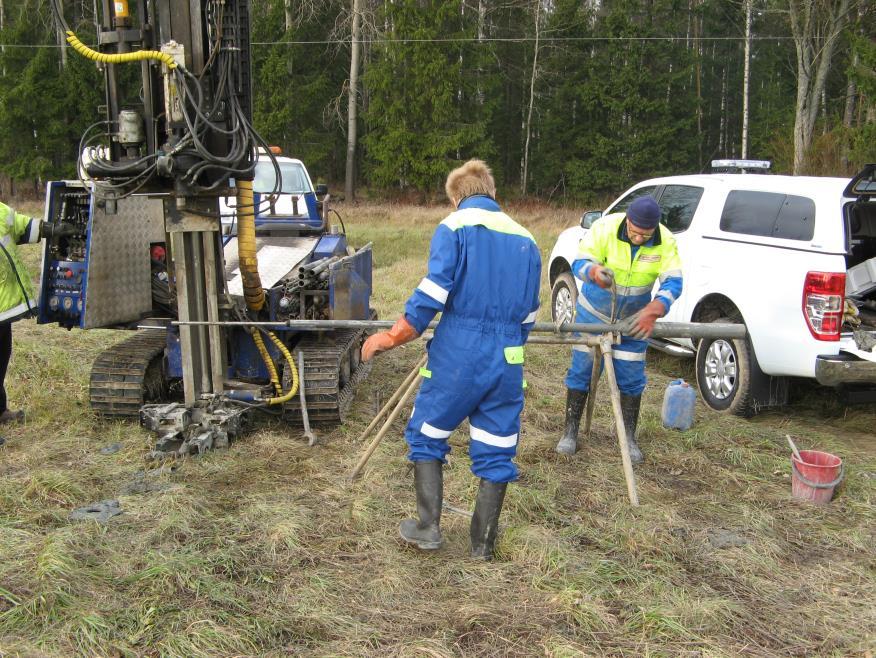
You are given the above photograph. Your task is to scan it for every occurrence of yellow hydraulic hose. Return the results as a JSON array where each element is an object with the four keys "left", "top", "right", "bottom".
[
  {"left": 263, "top": 330, "right": 299, "bottom": 406},
  {"left": 235, "top": 180, "right": 288, "bottom": 404},
  {"left": 65, "top": 30, "right": 178, "bottom": 69},
  {"left": 236, "top": 179, "right": 265, "bottom": 312},
  {"left": 251, "top": 329, "right": 282, "bottom": 396}
]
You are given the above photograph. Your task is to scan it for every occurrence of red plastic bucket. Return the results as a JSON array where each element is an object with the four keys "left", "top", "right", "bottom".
[{"left": 791, "top": 449, "right": 843, "bottom": 504}]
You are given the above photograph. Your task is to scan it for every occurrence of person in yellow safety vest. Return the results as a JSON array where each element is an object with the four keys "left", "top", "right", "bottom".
[
  {"left": 556, "top": 196, "right": 683, "bottom": 464},
  {"left": 0, "top": 202, "right": 75, "bottom": 444}
]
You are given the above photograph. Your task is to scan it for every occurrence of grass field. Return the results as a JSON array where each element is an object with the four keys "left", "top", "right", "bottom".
[{"left": 1, "top": 202, "right": 874, "bottom": 657}]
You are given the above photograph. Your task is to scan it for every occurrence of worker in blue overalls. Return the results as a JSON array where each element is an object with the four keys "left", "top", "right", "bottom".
[{"left": 362, "top": 159, "right": 542, "bottom": 560}]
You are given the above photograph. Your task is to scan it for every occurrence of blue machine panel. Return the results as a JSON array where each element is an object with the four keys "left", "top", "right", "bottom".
[
  {"left": 313, "top": 234, "right": 347, "bottom": 261},
  {"left": 329, "top": 246, "right": 372, "bottom": 320},
  {"left": 41, "top": 260, "right": 88, "bottom": 326},
  {"left": 38, "top": 182, "right": 92, "bottom": 329}
]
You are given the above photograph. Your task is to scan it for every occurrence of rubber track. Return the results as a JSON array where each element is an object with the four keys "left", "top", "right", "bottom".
[
  {"left": 89, "top": 330, "right": 167, "bottom": 417},
  {"left": 283, "top": 326, "right": 372, "bottom": 425}
]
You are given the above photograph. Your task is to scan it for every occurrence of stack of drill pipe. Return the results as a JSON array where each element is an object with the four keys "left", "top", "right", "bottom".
[{"left": 298, "top": 256, "right": 338, "bottom": 280}]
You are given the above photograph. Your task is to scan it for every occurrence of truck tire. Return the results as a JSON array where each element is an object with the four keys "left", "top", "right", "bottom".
[
  {"left": 695, "top": 318, "right": 756, "bottom": 417},
  {"left": 551, "top": 272, "right": 577, "bottom": 325}
]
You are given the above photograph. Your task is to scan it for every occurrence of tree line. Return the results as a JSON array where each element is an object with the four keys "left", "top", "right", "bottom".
[{"left": 0, "top": 0, "right": 873, "bottom": 203}]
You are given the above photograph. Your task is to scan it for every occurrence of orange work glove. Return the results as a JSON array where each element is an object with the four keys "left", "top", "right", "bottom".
[
  {"left": 588, "top": 265, "right": 615, "bottom": 289},
  {"left": 619, "top": 300, "right": 665, "bottom": 339},
  {"left": 362, "top": 315, "right": 420, "bottom": 361}
]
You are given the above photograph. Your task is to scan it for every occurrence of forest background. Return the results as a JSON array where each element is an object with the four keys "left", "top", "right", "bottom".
[{"left": 0, "top": 0, "right": 874, "bottom": 204}]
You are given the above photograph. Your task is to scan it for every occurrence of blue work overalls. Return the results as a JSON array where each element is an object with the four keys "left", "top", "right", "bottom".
[{"left": 403, "top": 196, "right": 542, "bottom": 483}]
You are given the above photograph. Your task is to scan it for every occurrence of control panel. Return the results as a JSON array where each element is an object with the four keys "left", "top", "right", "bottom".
[{"left": 38, "top": 182, "right": 91, "bottom": 329}]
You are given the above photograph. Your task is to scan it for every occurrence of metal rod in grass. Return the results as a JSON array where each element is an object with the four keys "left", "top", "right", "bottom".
[
  {"left": 349, "top": 360, "right": 425, "bottom": 482},
  {"left": 354, "top": 354, "right": 427, "bottom": 446}
]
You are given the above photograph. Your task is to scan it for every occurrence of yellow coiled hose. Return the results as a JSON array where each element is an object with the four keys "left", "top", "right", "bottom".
[
  {"left": 263, "top": 330, "right": 299, "bottom": 405},
  {"left": 235, "top": 180, "right": 298, "bottom": 404},
  {"left": 65, "top": 30, "right": 178, "bottom": 69},
  {"left": 251, "top": 330, "right": 281, "bottom": 396}
]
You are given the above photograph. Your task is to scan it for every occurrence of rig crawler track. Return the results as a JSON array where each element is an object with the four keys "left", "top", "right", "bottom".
[
  {"left": 88, "top": 325, "right": 373, "bottom": 424},
  {"left": 90, "top": 330, "right": 168, "bottom": 417},
  {"left": 283, "top": 326, "right": 372, "bottom": 425}
]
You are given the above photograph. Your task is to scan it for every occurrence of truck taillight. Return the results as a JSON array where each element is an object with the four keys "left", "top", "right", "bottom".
[{"left": 803, "top": 271, "right": 845, "bottom": 341}]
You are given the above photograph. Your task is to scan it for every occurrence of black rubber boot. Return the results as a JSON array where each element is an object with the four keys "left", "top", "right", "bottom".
[
  {"left": 555, "top": 388, "right": 588, "bottom": 455},
  {"left": 470, "top": 479, "right": 508, "bottom": 560},
  {"left": 399, "top": 460, "right": 443, "bottom": 550},
  {"left": 620, "top": 394, "right": 644, "bottom": 465}
]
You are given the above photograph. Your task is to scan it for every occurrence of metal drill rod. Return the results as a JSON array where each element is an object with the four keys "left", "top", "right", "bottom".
[
  {"left": 599, "top": 335, "right": 640, "bottom": 507},
  {"left": 171, "top": 318, "right": 747, "bottom": 340}
]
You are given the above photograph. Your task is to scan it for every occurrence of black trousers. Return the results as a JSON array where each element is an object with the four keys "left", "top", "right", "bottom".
[{"left": 0, "top": 322, "right": 10, "bottom": 414}]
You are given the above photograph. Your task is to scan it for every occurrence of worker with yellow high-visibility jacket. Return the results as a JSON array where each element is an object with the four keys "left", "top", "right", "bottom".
[
  {"left": 556, "top": 196, "right": 683, "bottom": 464},
  {"left": 0, "top": 203, "right": 75, "bottom": 443}
]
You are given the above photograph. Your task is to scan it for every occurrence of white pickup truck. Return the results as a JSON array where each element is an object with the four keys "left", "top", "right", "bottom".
[{"left": 548, "top": 163, "right": 876, "bottom": 416}]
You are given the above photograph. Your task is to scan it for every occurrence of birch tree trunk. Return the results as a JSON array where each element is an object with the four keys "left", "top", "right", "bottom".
[
  {"left": 56, "top": 0, "right": 67, "bottom": 68},
  {"left": 284, "top": 0, "right": 294, "bottom": 32},
  {"left": 0, "top": 0, "right": 5, "bottom": 77},
  {"left": 843, "top": 50, "right": 858, "bottom": 129},
  {"left": 520, "top": 0, "right": 541, "bottom": 196},
  {"left": 345, "top": 0, "right": 363, "bottom": 201},
  {"left": 788, "top": 0, "right": 851, "bottom": 174}
]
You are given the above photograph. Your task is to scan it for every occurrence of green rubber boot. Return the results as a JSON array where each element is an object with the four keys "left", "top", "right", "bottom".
[
  {"left": 620, "top": 394, "right": 644, "bottom": 465},
  {"left": 555, "top": 388, "right": 588, "bottom": 455},
  {"left": 470, "top": 479, "right": 508, "bottom": 560},
  {"left": 399, "top": 460, "right": 443, "bottom": 550}
]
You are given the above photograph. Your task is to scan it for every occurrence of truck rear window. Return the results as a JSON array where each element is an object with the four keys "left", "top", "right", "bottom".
[{"left": 720, "top": 190, "right": 815, "bottom": 241}]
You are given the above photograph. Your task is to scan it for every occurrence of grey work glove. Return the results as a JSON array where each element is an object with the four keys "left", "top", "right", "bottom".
[
  {"left": 617, "top": 300, "right": 665, "bottom": 340},
  {"left": 40, "top": 222, "right": 76, "bottom": 241},
  {"left": 588, "top": 264, "right": 615, "bottom": 289}
]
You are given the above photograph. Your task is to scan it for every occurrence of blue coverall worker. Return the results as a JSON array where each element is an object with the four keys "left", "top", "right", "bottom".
[
  {"left": 0, "top": 203, "right": 74, "bottom": 445},
  {"left": 362, "top": 159, "right": 541, "bottom": 560},
  {"left": 555, "top": 196, "right": 683, "bottom": 464}
]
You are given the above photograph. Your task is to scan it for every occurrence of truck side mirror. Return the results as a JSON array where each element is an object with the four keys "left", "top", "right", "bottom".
[
  {"left": 315, "top": 184, "right": 329, "bottom": 196},
  {"left": 581, "top": 210, "right": 602, "bottom": 229}
]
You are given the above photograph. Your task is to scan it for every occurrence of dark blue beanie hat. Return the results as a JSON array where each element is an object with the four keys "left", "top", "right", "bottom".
[{"left": 627, "top": 196, "right": 661, "bottom": 229}]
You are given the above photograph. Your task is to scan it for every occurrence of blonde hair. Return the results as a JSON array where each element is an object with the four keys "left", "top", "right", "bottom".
[{"left": 445, "top": 159, "right": 496, "bottom": 204}]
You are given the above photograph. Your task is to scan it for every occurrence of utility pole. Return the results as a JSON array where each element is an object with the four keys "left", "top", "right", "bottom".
[
  {"left": 741, "top": 0, "right": 752, "bottom": 159},
  {"left": 345, "top": 0, "right": 362, "bottom": 202}
]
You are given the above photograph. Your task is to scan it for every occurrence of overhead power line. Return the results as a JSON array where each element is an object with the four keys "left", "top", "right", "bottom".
[
  {"left": 252, "top": 35, "right": 797, "bottom": 45},
  {"left": 0, "top": 34, "right": 799, "bottom": 49}
]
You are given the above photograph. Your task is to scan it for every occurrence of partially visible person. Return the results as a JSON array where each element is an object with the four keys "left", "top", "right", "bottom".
[
  {"left": 362, "top": 159, "right": 542, "bottom": 560},
  {"left": 0, "top": 202, "right": 74, "bottom": 443}
]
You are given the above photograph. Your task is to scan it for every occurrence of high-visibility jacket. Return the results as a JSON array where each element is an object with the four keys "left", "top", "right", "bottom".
[
  {"left": 0, "top": 203, "right": 40, "bottom": 323},
  {"left": 573, "top": 212, "right": 683, "bottom": 322}
]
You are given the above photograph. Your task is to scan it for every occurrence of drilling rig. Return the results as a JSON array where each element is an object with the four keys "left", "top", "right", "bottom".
[{"left": 38, "top": 0, "right": 373, "bottom": 456}]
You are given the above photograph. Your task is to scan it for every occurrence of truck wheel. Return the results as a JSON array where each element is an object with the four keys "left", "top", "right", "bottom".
[
  {"left": 551, "top": 272, "right": 577, "bottom": 324},
  {"left": 695, "top": 321, "right": 755, "bottom": 417}
]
